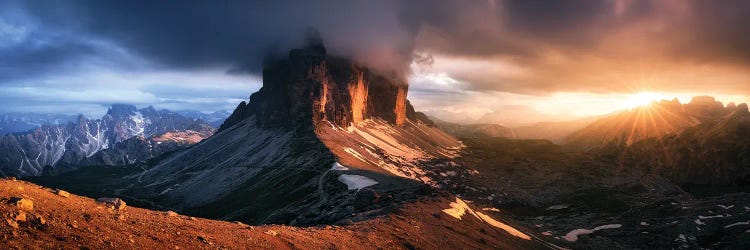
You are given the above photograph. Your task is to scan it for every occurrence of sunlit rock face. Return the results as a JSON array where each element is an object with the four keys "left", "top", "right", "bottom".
[{"left": 219, "top": 37, "right": 418, "bottom": 131}]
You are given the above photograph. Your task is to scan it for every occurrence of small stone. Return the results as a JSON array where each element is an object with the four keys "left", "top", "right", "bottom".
[
  {"left": 30, "top": 214, "right": 45, "bottom": 225},
  {"left": 13, "top": 211, "right": 27, "bottom": 222},
  {"left": 264, "top": 230, "right": 278, "bottom": 236},
  {"left": 6, "top": 219, "right": 18, "bottom": 229},
  {"left": 197, "top": 236, "right": 212, "bottom": 245},
  {"left": 9, "top": 197, "right": 33, "bottom": 211},
  {"left": 96, "top": 197, "right": 126, "bottom": 210},
  {"left": 165, "top": 210, "right": 178, "bottom": 217},
  {"left": 189, "top": 216, "right": 197, "bottom": 221},
  {"left": 54, "top": 189, "right": 70, "bottom": 198}
]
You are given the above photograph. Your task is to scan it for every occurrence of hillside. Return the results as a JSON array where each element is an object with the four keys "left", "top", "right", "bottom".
[
  {"left": 432, "top": 118, "right": 514, "bottom": 139},
  {"left": 510, "top": 117, "right": 598, "bottom": 143},
  {"left": 0, "top": 178, "right": 541, "bottom": 249},
  {"left": 621, "top": 104, "right": 750, "bottom": 185}
]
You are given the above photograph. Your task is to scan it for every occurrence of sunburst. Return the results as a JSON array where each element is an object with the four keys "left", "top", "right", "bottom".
[{"left": 624, "top": 91, "right": 663, "bottom": 108}]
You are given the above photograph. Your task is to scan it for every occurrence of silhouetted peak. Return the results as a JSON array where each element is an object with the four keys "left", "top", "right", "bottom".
[
  {"left": 76, "top": 114, "right": 88, "bottom": 124},
  {"left": 688, "top": 96, "right": 721, "bottom": 106},
  {"left": 107, "top": 104, "right": 138, "bottom": 116},
  {"left": 288, "top": 28, "right": 326, "bottom": 62},
  {"left": 738, "top": 103, "right": 749, "bottom": 114},
  {"left": 657, "top": 98, "right": 682, "bottom": 110}
]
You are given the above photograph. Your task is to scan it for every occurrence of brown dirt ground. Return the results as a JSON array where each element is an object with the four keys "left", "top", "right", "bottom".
[{"left": 0, "top": 179, "right": 544, "bottom": 249}]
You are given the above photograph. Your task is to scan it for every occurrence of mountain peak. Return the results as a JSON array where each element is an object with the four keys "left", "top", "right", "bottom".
[
  {"left": 738, "top": 103, "right": 749, "bottom": 114},
  {"left": 220, "top": 39, "right": 425, "bottom": 131},
  {"left": 106, "top": 104, "right": 138, "bottom": 116}
]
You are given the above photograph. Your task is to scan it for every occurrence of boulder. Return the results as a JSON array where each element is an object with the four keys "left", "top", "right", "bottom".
[
  {"left": 9, "top": 197, "right": 33, "bottom": 211},
  {"left": 30, "top": 213, "right": 45, "bottom": 225},
  {"left": 354, "top": 188, "right": 381, "bottom": 209},
  {"left": 6, "top": 218, "right": 18, "bottom": 229},
  {"left": 96, "top": 197, "right": 127, "bottom": 210},
  {"left": 264, "top": 230, "right": 278, "bottom": 236},
  {"left": 13, "top": 211, "right": 26, "bottom": 222},
  {"left": 54, "top": 189, "right": 70, "bottom": 198}
]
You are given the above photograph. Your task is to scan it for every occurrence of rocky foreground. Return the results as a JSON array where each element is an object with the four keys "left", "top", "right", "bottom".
[{"left": 0, "top": 178, "right": 543, "bottom": 249}]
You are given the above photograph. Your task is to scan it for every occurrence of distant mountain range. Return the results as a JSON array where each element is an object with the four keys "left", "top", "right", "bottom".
[
  {"left": 618, "top": 100, "right": 750, "bottom": 185},
  {"left": 431, "top": 117, "right": 513, "bottom": 138},
  {"left": 0, "top": 113, "right": 78, "bottom": 136},
  {"left": 176, "top": 110, "right": 232, "bottom": 127},
  {"left": 565, "top": 96, "right": 744, "bottom": 149},
  {"left": 0, "top": 104, "right": 215, "bottom": 177},
  {"left": 432, "top": 115, "right": 596, "bottom": 143}
]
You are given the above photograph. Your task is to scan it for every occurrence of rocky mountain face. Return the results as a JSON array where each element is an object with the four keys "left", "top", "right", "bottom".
[
  {"left": 0, "top": 105, "right": 214, "bottom": 177},
  {"left": 219, "top": 38, "right": 430, "bottom": 131},
  {"left": 78, "top": 127, "right": 214, "bottom": 167},
  {"left": 0, "top": 113, "right": 78, "bottom": 136}
]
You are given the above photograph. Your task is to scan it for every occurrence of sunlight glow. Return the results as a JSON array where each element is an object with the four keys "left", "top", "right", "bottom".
[{"left": 624, "top": 91, "right": 664, "bottom": 108}]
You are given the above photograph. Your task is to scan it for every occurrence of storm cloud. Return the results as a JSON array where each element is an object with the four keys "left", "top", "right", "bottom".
[{"left": 2, "top": 0, "right": 750, "bottom": 117}]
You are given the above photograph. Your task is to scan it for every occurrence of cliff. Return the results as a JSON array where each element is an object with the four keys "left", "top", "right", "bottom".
[{"left": 219, "top": 37, "right": 429, "bottom": 131}]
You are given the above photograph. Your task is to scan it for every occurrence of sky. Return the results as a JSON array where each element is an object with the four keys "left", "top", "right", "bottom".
[{"left": 1, "top": 0, "right": 750, "bottom": 124}]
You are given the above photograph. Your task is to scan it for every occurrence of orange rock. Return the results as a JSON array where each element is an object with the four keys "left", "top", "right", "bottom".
[{"left": 9, "top": 197, "right": 33, "bottom": 211}]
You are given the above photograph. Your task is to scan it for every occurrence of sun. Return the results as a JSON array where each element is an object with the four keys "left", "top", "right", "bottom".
[{"left": 625, "top": 91, "right": 663, "bottom": 108}]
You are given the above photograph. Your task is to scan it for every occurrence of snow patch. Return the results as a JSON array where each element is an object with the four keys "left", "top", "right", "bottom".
[
  {"left": 725, "top": 221, "right": 749, "bottom": 229},
  {"left": 337, "top": 174, "right": 378, "bottom": 190},
  {"left": 718, "top": 204, "right": 735, "bottom": 210},
  {"left": 563, "top": 224, "right": 622, "bottom": 242},
  {"left": 677, "top": 234, "right": 687, "bottom": 242},
  {"left": 546, "top": 204, "right": 569, "bottom": 210},
  {"left": 330, "top": 162, "right": 349, "bottom": 171}
]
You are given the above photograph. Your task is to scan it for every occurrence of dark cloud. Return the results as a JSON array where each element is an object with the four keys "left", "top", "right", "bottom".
[
  {"left": 404, "top": 0, "right": 750, "bottom": 94},
  {"left": 2, "top": 0, "right": 750, "bottom": 109},
  {"left": 14, "top": 0, "right": 413, "bottom": 76}
]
